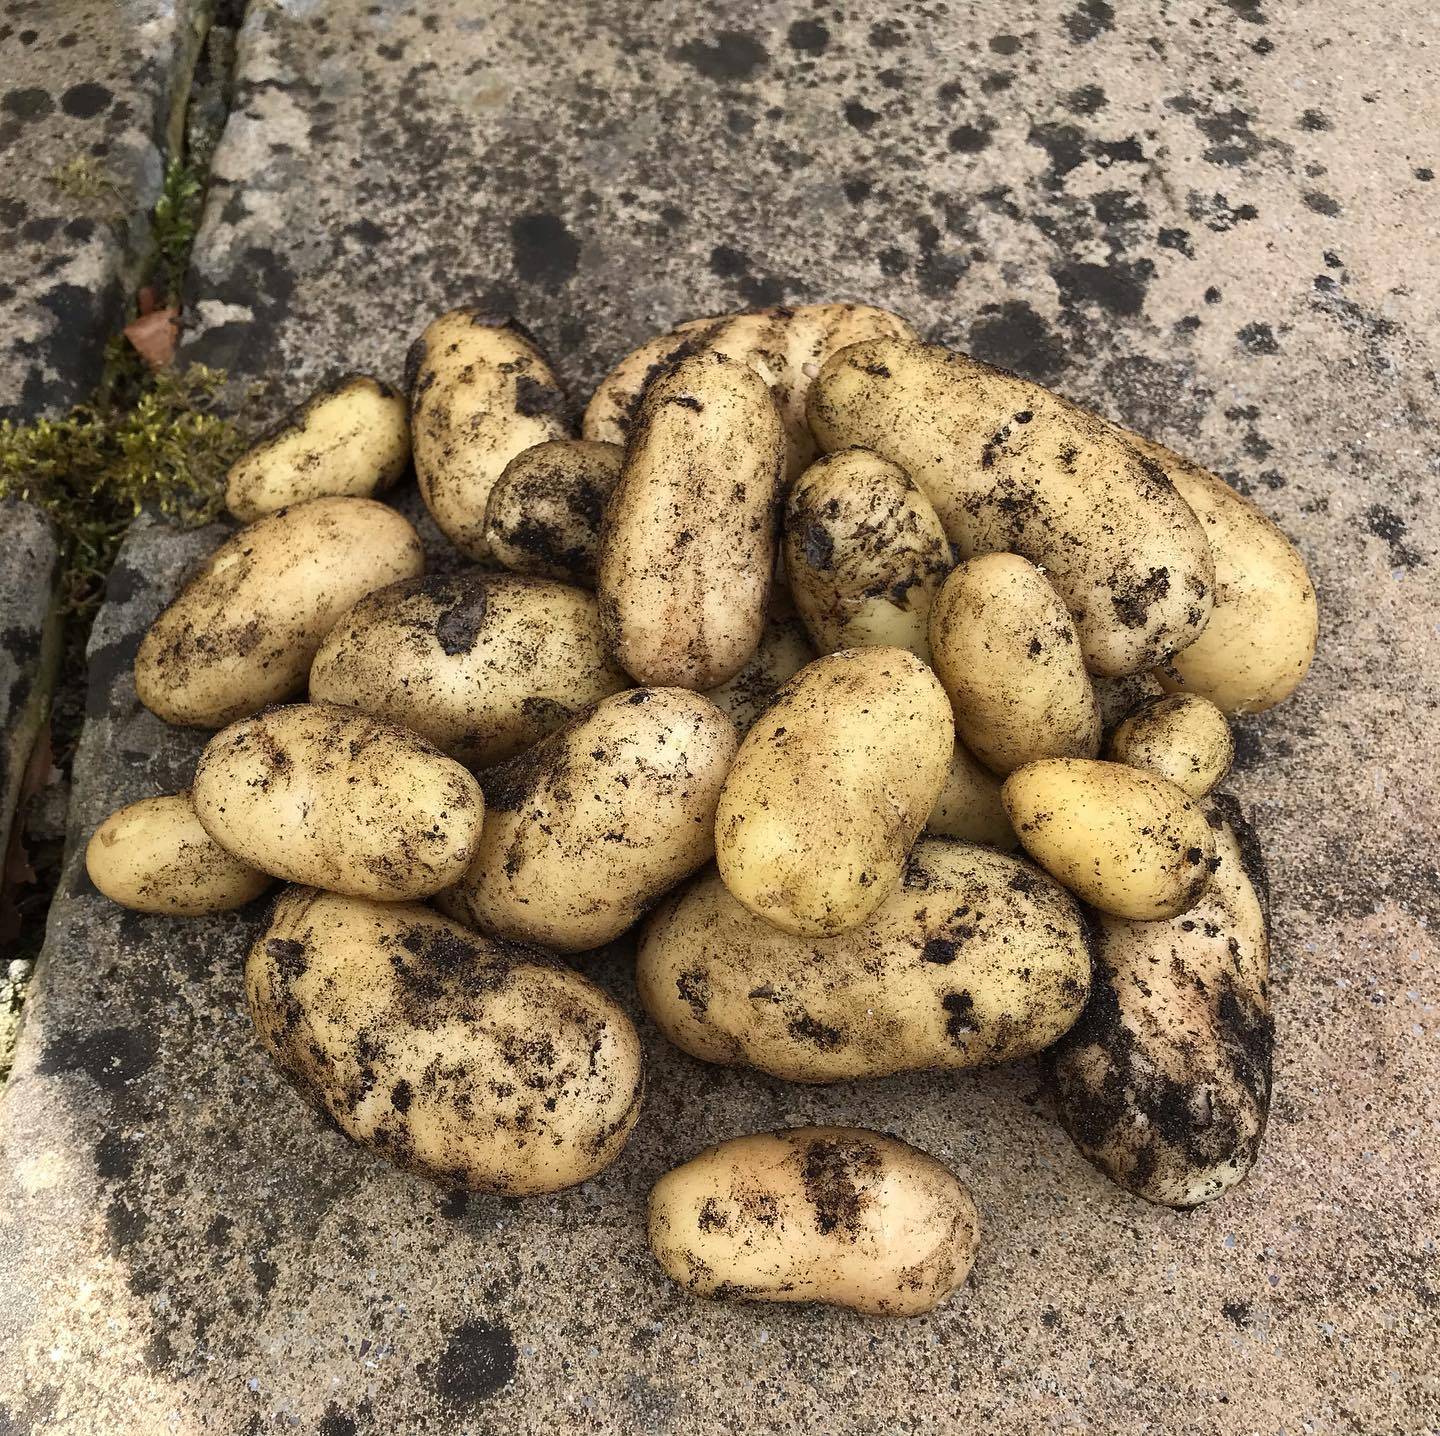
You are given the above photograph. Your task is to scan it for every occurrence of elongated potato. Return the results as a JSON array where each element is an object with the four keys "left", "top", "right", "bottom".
[
  {"left": 929, "top": 553, "right": 1101, "bottom": 776},
  {"left": 639, "top": 841, "right": 1089, "bottom": 1081},
  {"left": 1107, "top": 694, "right": 1233, "bottom": 797},
  {"left": 135, "top": 497, "right": 424, "bottom": 728},
  {"left": 1093, "top": 671, "right": 1166, "bottom": 735},
  {"left": 649, "top": 1127, "right": 979, "bottom": 1316},
  {"left": 703, "top": 613, "right": 814, "bottom": 733},
  {"left": 310, "top": 572, "right": 628, "bottom": 768},
  {"left": 225, "top": 375, "right": 409, "bottom": 521},
  {"left": 783, "top": 448, "right": 951, "bottom": 661},
  {"left": 715, "top": 648, "right": 953, "bottom": 937},
  {"left": 192, "top": 703, "right": 483, "bottom": 900},
  {"left": 925, "top": 745, "right": 1017, "bottom": 848},
  {"left": 1002, "top": 758, "right": 1215, "bottom": 920},
  {"left": 597, "top": 351, "right": 785, "bottom": 689},
  {"left": 247, "top": 889, "right": 644, "bottom": 1194},
  {"left": 808, "top": 341, "right": 1215, "bottom": 675},
  {"left": 408, "top": 310, "right": 570, "bottom": 560},
  {"left": 1052, "top": 797, "right": 1271, "bottom": 1207},
  {"left": 482, "top": 439, "right": 622, "bottom": 584},
  {"left": 446, "top": 689, "right": 736, "bottom": 953},
  {"left": 85, "top": 792, "right": 271, "bottom": 915}
]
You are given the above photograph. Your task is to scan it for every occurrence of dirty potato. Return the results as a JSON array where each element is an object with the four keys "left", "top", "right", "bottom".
[
  {"left": 1107, "top": 693, "right": 1234, "bottom": 798},
  {"left": 925, "top": 745, "right": 1017, "bottom": 848},
  {"left": 1093, "top": 671, "right": 1167, "bottom": 735},
  {"left": 703, "top": 613, "right": 814, "bottom": 734}
]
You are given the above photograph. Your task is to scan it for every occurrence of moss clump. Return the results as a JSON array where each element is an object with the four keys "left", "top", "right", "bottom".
[
  {"left": 47, "top": 154, "right": 124, "bottom": 205},
  {"left": 152, "top": 157, "right": 206, "bottom": 305}
]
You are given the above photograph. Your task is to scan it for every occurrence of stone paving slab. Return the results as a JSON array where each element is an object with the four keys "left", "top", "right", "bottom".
[{"left": 3, "top": 2, "right": 1438, "bottom": 1433}]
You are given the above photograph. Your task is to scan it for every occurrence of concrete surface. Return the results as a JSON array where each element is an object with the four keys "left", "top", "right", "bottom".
[{"left": 2, "top": 1, "right": 1438, "bottom": 1433}]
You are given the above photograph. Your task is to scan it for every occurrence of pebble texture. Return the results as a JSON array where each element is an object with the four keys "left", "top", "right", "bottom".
[{"left": 2, "top": 2, "right": 1438, "bottom": 1433}]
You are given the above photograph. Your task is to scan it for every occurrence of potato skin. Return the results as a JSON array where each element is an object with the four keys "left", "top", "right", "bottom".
[
  {"left": 929, "top": 553, "right": 1101, "bottom": 776},
  {"left": 597, "top": 351, "right": 785, "bottom": 689},
  {"left": 408, "top": 310, "right": 570, "bottom": 560},
  {"left": 1093, "top": 671, "right": 1166, "bottom": 736},
  {"left": 703, "top": 613, "right": 813, "bottom": 734},
  {"left": 135, "top": 497, "right": 423, "bottom": 728},
  {"left": 482, "top": 439, "right": 622, "bottom": 584},
  {"left": 225, "top": 375, "right": 409, "bottom": 522},
  {"left": 1107, "top": 693, "right": 1233, "bottom": 798},
  {"left": 648, "top": 1127, "right": 979, "bottom": 1316},
  {"left": 807, "top": 341, "right": 1215, "bottom": 676},
  {"left": 638, "top": 840, "right": 1089, "bottom": 1082},
  {"left": 85, "top": 792, "right": 272, "bottom": 915},
  {"left": 446, "top": 688, "right": 737, "bottom": 953},
  {"left": 192, "top": 703, "right": 483, "bottom": 901},
  {"left": 715, "top": 648, "right": 953, "bottom": 938},
  {"left": 784, "top": 448, "right": 951, "bottom": 662},
  {"left": 1052, "top": 796, "right": 1271, "bottom": 1207},
  {"left": 925, "top": 745, "right": 1017, "bottom": 848},
  {"left": 246, "top": 889, "right": 645, "bottom": 1194},
  {"left": 1003, "top": 758, "right": 1216, "bottom": 920}
]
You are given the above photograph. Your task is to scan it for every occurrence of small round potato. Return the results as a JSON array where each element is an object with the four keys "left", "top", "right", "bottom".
[
  {"left": 703, "top": 613, "right": 814, "bottom": 734},
  {"left": 85, "top": 792, "right": 271, "bottom": 915},
  {"left": 925, "top": 744, "right": 1017, "bottom": 849},
  {"left": 135, "top": 497, "right": 424, "bottom": 728},
  {"left": 1002, "top": 758, "right": 1216, "bottom": 920},
  {"left": 482, "top": 439, "right": 623, "bottom": 584},
  {"left": 1092, "top": 671, "right": 1167, "bottom": 735},
  {"left": 783, "top": 448, "right": 951, "bottom": 662},
  {"left": 192, "top": 703, "right": 484, "bottom": 901},
  {"left": 638, "top": 841, "right": 1089, "bottom": 1081},
  {"left": 225, "top": 375, "right": 409, "bottom": 521},
  {"left": 648, "top": 1127, "right": 979, "bottom": 1316},
  {"left": 714, "top": 648, "right": 953, "bottom": 938},
  {"left": 310, "top": 572, "right": 629, "bottom": 769},
  {"left": 247, "top": 889, "right": 645, "bottom": 1194},
  {"left": 1107, "top": 693, "right": 1234, "bottom": 797},
  {"left": 447, "top": 688, "right": 737, "bottom": 953},
  {"left": 929, "top": 553, "right": 1101, "bottom": 776}
]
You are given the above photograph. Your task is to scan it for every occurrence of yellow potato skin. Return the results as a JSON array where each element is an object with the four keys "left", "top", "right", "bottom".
[
  {"left": 1093, "top": 671, "right": 1166, "bottom": 735},
  {"left": 1107, "top": 693, "right": 1234, "bottom": 798},
  {"left": 85, "top": 792, "right": 271, "bottom": 915},
  {"left": 648, "top": 1127, "right": 979, "bottom": 1316},
  {"left": 135, "top": 497, "right": 424, "bottom": 728},
  {"left": 638, "top": 840, "right": 1089, "bottom": 1082},
  {"left": 703, "top": 613, "right": 814, "bottom": 734},
  {"left": 714, "top": 647, "right": 953, "bottom": 938},
  {"left": 246, "top": 889, "right": 645, "bottom": 1195},
  {"left": 925, "top": 744, "right": 1017, "bottom": 848},
  {"left": 1002, "top": 758, "right": 1216, "bottom": 920}
]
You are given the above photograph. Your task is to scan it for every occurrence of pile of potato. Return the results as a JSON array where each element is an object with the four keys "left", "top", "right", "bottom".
[{"left": 85, "top": 302, "right": 1316, "bottom": 1318}]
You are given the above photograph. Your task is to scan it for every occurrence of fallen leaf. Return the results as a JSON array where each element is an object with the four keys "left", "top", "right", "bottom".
[{"left": 124, "top": 307, "right": 180, "bottom": 368}]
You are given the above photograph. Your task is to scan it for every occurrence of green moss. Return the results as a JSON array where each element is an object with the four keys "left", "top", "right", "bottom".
[
  {"left": 152, "top": 157, "right": 206, "bottom": 305},
  {"left": 47, "top": 154, "right": 124, "bottom": 206}
]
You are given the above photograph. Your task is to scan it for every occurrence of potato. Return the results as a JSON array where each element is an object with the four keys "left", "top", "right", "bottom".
[
  {"left": 1107, "top": 693, "right": 1233, "bottom": 797},
  {"left": 192, "top": 703, "right": 483, "bottom": 901},
  {"left": 925, "top": 744, "right": 1017, "bottom": 848},
  {"left": 309, "top": 572, "right": 628, "bottom": 769},
  {"left": 246, "top": 889, "right": 644, "bottom": 1194},
  {"left": 135, "top": 497, "right": 423, "bottom": 729},
  {"left": 928, "top": 553, "right": 1101, "bottom": 776},
  {"left": 783, "top": 448, "right": 951, "bottom": 662},
  {"left": 807, "top": 341, "right": 1215, "bottom": 676},
  {"left": 1002, "top": 758, "right": 1215, "bottom": 920},
  {"left": 85, "top": 792, "right": 271, "bottom": 915},
  {"left": 1052, "top": 797, "right": 1271, "bottom": 1207},
  {"left": 597, "top": 351, "right": 785, "bottom": 689},
  {"left": 446, "top": 689, "right": 736, "bottom": 953},
  {"left": 584, "top": 302, "right": 916, "bottom": 479},
  {"left": 408, "top": 310, "right": 570, "bottom": 560},
  {"left": 225, "top": 375, "right": 409, "bottom": 522},
  {"left": 482, "top": 439, "right": 622, "bottom": 584},
  {"left": 715, "top": 648, "right": 953, "bottom": 937},
  {"left": 648, "top": 1127, "right": 979, "bottom": 1316},
  {"left": 703, "top": 613, "right": 813, "bottom": 733},
  {"left": 639, "top": 840, "right": 1089, "bottom": 1082},
  {"left": 1093, "top": 671, "right": 1166, "bottom": 735}
]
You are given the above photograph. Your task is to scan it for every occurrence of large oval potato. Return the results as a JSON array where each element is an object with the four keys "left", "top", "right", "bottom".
[
  {"left": 649, "top": 1127, "right": 979, "bottom": 1316},
  {"left": 703, "top": 613, "right": 814, "bottom": 734},
  {"left": 715, "top": 647, "right": 953, "bottom": 937},
  {"left": 310, "top": 572, "right": 628, "bottom": 768},
  {"left": 597, "top": 351, "right": 785, "bottom": 689},
  {"left": 85, "top": 792, "right": 272, "bottom": 915},
  {"left": 929, "top": 553, "right": 1101, "bottom": 776},
  {"left": 446, "top": 688, "right": 736, "bottom": 953},
  {"left": 192, "top": 703, "right": 483, "bottom": 900},
  {"left": 225, "top": 375, "right": 409, "bottom": 522},
  {"left": 135, "top": 497, "right": 423, "bottom": 728},
  {"left": 807, "top": 341, "right": 1215, "bottom": 676},
  {"left": 925, "top": 744, "right": 1017, "bottom": 848},
  {"left": 247, "top": 889, "right": 644, "bottom": 1194},
  {"left": 639, "top": 840, "right": 1089, "bottom": 1082},
  {"left": 1003, "top": 758, "right": 1215, "bottom": 920},
  {"left": 1052, "top": 797, "right": 1271, "bottom": 1207},
  {"left": 1107, "top": 693, "right": 1233, "bottom": 798},
  {"left": 783, "top": 448, "right": 951, "bottom": 662},
  {"left": 408, "top": 310, "right": 570, "bottom": 560}
]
